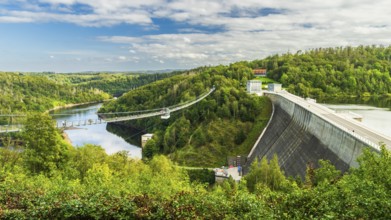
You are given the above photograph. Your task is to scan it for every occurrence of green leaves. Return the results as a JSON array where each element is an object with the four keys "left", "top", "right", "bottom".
[
  {"left": 245, "top": 155, "right": 290, "bottom": 193},
  {"left": 355, "top": 145, "right": 391, "bottom": 190},
  {"left": 264, "top": 46, "right": 391, "bottom": 98},
  {"left": 21, "top": 113, "right": 70, "bottom": 175},
  {"left": 99, "top": 64, "right": 272, "bottom": 167},
  {"left": 1, "top": 141, "right": 390, "bottom": 218},
  {"left": 0, "top": 72, "right": 110, "bottom": 114}
]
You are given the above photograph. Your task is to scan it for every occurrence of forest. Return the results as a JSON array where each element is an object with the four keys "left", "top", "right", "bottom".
[
  {"left": 249, "top": 45, "right": 391, "bottom": 100},
  {"left": 45, "top": 71, "right": 181, "bottom": 97},
  {"left": 0, "top": 114, "right": 389, "bottom": 219},
  {"left": 0, "top": 71, "right": 178, "bottom": 125},
  {"left": 99, "top": 64, "right": 272, "bottom": 167},
  {"left": 1, "top": 45, "right": 391, "bottom": 218},
  {"left": 0, "top": 72, "right": 110, "bottom": 126}
]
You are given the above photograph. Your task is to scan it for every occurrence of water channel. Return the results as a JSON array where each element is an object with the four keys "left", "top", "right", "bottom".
[{"left": 50, "top": 103, "right": 142, "bottom": 158}]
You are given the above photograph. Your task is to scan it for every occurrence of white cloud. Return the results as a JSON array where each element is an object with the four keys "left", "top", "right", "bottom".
[
  {"left": 99, "top": 36, "right": 141, "bottom": 44},
  {"left": 0, "top": 15, "right": 33, "bottom": 22},
  {"left": 2, "top": 0, "right": 390, "bottom": 30},
  {"left": 100, "top": 21, "right": 391, "bottom": 68},
  {"left": 2, "top": 0, "right": 391, "bottom": 70}
]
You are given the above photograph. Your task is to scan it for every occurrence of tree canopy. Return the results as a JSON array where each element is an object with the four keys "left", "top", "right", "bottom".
[
  {"left": 1, "top": 123, "right": 390, "bottom": 219},
  {"left": 250, "top": 45, "right": 391, "bottom": 99},
  {"left": 99, "top": 65, "right": 272, "bottom": 167},
  {"left": 0, "top": 72, "right": 110, "bottom": 117}
]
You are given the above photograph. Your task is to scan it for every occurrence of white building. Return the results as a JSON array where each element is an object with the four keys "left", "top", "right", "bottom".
[
  {"left": 268, "top": 83, "right": 282, "bottom": 92},
  {"left": 141, "top": 133, "right": 153, "bottom": 148},
  {"left": 247, "top": 80, "right": 262, "bottom": 95}
]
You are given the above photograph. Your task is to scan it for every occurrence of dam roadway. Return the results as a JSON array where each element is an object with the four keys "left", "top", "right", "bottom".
[
  {"left": 281, "top": 91, "right": 391, "bottom": 151},
  {"left": 246, "top": 90, "right": 391, "bottom": 178}
]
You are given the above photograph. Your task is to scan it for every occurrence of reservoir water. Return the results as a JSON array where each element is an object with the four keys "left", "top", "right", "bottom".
[
  {"left": 50, "top": 103, "right": 142, "bottom": 158},
  {"left": 322, "top": 103, "right": 391, "bottom": 138}
]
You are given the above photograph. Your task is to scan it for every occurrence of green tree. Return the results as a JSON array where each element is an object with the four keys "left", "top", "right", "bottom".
[
  {"left": 353, "top": 145, "right": 391, "bottom": 190},
  {"left": 313, "top": 159, "right": 341, "bottom": 186},
  {"left": 245, "top": 155, "right": 288, "bottom": 192},
  {"left": 68, "top": 144, "right": 107, "bottom": 179},
  {"left": 143, "top": 138, "right": 159, "bottom": 159},
  {"left": 21, "top": 113, "right": 70, "bottom": 174}
]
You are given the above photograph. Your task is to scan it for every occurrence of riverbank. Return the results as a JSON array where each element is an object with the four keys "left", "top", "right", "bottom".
[
  {"left": 45, "top": 99, "right": 113, "bottom": 113},
  {"left": 61, "top": 130, "right": 72, "bottom": 145},
  {"left": 51, "top": 103, "right": 142, "bottom": 157}
]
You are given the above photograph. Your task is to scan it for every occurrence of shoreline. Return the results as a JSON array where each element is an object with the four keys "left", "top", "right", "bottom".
[
  {"left": 45, "top": 99, "right": 113, "bottom": 113},
  {"left": 61, "top": 130, "right": 72, "bottom": 145},
  {"left": 45, "top": 101, "right": 100, "bottom": 113}
]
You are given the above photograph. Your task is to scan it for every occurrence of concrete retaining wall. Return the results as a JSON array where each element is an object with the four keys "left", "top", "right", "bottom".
[{"left": 246, "top": 93, "right": 370, "bottom": 178}]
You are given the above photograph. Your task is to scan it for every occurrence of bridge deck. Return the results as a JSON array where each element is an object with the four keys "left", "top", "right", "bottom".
[
  {"left": 0, "top": 125, "right": 22, "bottom": 133},
  {"left": 1, "top": 87, "right": 216, "bottom": 132},
  {"left": 101, "top": 87, "right": 215, "bottom": 123},
  {"left": 271, "top": 91, "right": 391, "bottom": 151}
]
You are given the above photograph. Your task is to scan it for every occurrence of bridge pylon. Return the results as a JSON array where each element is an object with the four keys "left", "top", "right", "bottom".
[{"left": 161, "top": 108, "right": 170, "bottom": 119}]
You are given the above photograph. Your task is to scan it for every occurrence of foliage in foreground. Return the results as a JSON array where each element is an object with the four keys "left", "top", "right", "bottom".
[{"left": 0, "top": 115, "right": 390, "bottom": 219}]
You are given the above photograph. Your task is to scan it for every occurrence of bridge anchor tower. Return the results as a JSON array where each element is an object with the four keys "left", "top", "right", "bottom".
[{"left": 161, "top": 108, "right": 170, "bottom": 119}]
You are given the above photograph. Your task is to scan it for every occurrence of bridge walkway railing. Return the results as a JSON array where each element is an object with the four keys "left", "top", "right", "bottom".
[
  {"left": 0, "top": 87, "right": 216, "bottom": 132},
  {"left": 100, "top": 87, "right": 215, "bottom": 123}
]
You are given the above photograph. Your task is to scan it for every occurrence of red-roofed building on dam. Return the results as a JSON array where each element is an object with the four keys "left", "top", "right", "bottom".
[{"left": 253, "top": 68, "right": 267, "bottom": 77}]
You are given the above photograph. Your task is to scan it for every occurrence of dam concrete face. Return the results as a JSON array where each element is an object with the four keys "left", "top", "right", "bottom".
[{"left": 246, "top": 92, "right": 373, "bottom": 178}]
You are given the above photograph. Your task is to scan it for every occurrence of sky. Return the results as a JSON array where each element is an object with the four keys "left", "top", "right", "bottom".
[{"left": 1, "top": 0, "right": 391, "bottom": 72}]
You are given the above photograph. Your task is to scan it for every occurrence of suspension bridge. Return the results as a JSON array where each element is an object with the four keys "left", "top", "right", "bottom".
[{"left": 0, "top": 86, "right": 215, "bottom": 133}]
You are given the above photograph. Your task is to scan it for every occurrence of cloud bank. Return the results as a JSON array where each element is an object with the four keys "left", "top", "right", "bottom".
[{"left": 1, "top": 0, "right": 391, "bottom": 70}]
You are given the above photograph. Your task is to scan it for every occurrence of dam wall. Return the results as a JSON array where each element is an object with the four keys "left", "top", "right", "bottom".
[{"left": 246, "top": 92, "right": 372, "bottom": 178}]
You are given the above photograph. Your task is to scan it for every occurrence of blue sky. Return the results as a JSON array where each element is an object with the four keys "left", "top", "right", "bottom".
[{"left": 1, "top": 0, "right": 391, "bottom": 72}]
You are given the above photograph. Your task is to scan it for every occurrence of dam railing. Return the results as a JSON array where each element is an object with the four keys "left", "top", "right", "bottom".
[{"left": 265, "top": 91, "right": 385, "bottom": 151}]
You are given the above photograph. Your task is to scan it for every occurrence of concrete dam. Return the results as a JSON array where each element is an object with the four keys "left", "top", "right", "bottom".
[{"left": 246, "top": 91, "right": 389, "bottom": 178}]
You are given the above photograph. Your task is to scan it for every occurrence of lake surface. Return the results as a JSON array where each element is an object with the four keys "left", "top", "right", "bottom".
[
  {"left": 322, "top": 103, "right": 391, "bottom": 138},
  {"left": 50, "top": 103, "right": 142, "bottom": 158}
]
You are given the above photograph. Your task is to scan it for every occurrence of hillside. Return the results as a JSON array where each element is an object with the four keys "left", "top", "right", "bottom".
[
  {"left": 45, "top": 71, "right": 181, "bottom": 97},
  {"left": 250, "top": 45, "right": 391, "bottom": 99},
  {"left": 0, "top": 71, "right": 183, "bottom": 125},
  {"left": 0, "top": 72, "right": 110, "bottom": 115},
  {"left": 99, "top": 64, "right": 272, "bottom": 167}
]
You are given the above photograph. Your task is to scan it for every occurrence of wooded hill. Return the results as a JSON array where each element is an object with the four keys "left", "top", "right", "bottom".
[
  {"left": 46, "top": 71, "right": 181, "bottom": 97},
  {"left": 0, "top": 71, "right": 181, "bottom": 125},
  {"left": 0, "top": 72, "right": 110, "bottom": 115},
  {"left": 250, "top": 45, "right": 391, "bottom": 99},
  {"left": 99, "top": 64, "right": 272, "bottom": 167}
]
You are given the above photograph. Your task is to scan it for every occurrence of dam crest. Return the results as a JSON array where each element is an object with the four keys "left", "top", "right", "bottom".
[{"left": 246, "top": 91, "right": 390, "bottom": 178}]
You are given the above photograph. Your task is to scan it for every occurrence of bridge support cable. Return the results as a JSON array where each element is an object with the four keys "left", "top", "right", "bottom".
[
  {"left": 100, "top": 86, "right": 215, "bottom": 123},
  {"left": 0, "top": 87, "right": 216, "bottom": 132}
]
